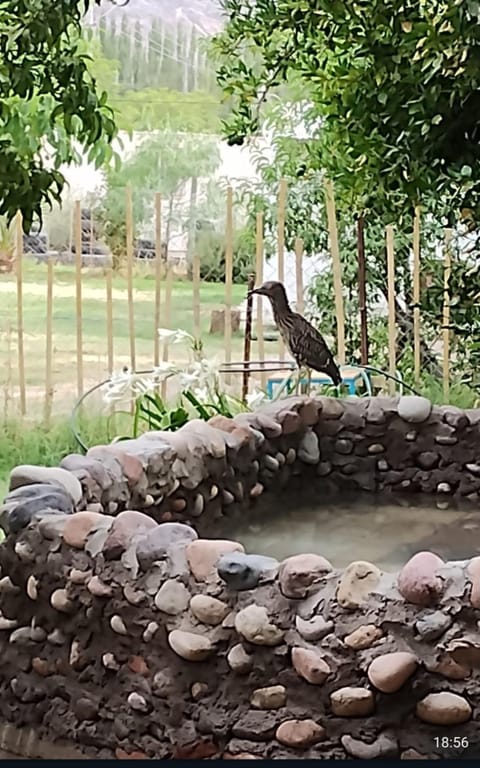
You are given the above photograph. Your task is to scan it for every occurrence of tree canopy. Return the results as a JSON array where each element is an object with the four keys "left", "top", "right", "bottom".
[
  {"left": 213, "top": 0, "right": 480, "bottom": 223},
  {"left": 0, "top": 0, "right": 117, "bottom": 230}
]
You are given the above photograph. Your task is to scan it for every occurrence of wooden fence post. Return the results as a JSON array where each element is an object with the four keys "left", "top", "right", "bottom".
[
  {"left": 443, "top": 228, "right": 453, "bottom": 402},
  {"left": 413, "top": 207, "right": 421, "bottom": 384},
  {"left": 386, "top": 225, "right": 396, "bottom": 395},
  {"left": 324, "top": 180, "right": 346, "bottom": 364},
  {"left": 154, "top": 192, "right": 162, "bottom": 367},
  {"left": 74, "top": 201, "right": 84, "bottom": 399},
  {"left": 15, "top": 212, "right": 26, "bottom": 415},
  {"left": 125, "top": 186, "right": 136, "bottom": 371}
]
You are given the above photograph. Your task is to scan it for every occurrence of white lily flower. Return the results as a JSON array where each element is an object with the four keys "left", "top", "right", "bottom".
[
  {"left": 158, "top": 328, "right": 179, "bottom": 343},
  {"left": 192, "top": 386, "right": 210, "bottom": 403},
  {"left": 153, "top": 362, "right": 179, "bottom": 382},
  {"left": 175, "top": 329, "right": 195, "bottom": 345},
  {"left": 131, "top": 376, "right": 156, "bottom": 396},
  {"left": 158, "top": 327, "right": 195, "bottom": 346},
  {"left": 178, "top": 369, "right": 202, "bottom": 389}
]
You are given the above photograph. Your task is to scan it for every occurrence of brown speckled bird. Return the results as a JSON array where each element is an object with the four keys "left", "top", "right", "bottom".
[{"left": 248, "top": 280, "right": 342, "bottom": 386}]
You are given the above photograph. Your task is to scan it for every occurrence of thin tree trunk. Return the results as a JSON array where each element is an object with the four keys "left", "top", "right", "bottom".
[{"left": 357, "top": 215, "right": 369, "bottom": 365}]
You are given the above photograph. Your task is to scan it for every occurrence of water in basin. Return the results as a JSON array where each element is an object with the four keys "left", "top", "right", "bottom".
[{"left": 215, "top": 491, "right": 480, "bottom": 570}]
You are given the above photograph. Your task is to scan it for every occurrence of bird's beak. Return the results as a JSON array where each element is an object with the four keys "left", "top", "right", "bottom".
[{"left": 246, "top": 287, "right": 260, "bottom": 300}]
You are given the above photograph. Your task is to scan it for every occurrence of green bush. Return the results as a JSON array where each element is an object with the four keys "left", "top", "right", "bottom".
[{"left": 196, "top": 227, "right": 254, "bottom": 284}]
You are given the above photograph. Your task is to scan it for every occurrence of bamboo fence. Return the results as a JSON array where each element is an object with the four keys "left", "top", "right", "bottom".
[{"left": 3, "top": 180, "right": 454, "bottom": 422}]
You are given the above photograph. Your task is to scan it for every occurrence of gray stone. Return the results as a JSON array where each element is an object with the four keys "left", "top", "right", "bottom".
[
  {"left": 335, "top": 438, "right": 353, "bottom": 455},
  {"left": 417, "top": 452, "right": 439, "bottom": 470},
  {"left": 168, "top": 629, "right": 213, "bottom": 661},
  {"left": 317, "top": 461, "right": 332, "bottom": 477},
  {"left": 135, "top": 523, "right": 198, "bottom": 570},
  {"left": 368, "top": 443, "right": 385, "bottom": 454},
  {"left": 435, "top": 435, "right": 458, "bottom": 445},
  {"left": 9, "top": 464, "right": 82, "bottom": 504},
  {"left": 4, "top": 490, "right": 74, "bottom": 533},
  {"left": 298, "top": 429, "right": 320, "bottom": 464},
  {"left": 466, "top": 463, "right": 480, "bottom": 477},
  {"left": 227, "top": 643, "right": 253, "bottom": 674},
  {"left": 437, "top": 482, "right": 452, "bottom": 494},
  {"left": 217, "top": 552, "right": 279, "bottom": 591},
  {"left": 342, "top": 733, "right": 399, "bottom": 759},
  {"left": 295, "top": 615, "right": 334, "bottom": 641},
  {"left": 397, "top": 395, "right": 432, "bottom": 423},
  {"left": 415, "top": 611, "right": 452, "bottom": 641}
]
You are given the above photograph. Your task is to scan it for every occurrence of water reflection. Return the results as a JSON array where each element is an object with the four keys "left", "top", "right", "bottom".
[{"left": 215, "top": 492, "right": 480, "bottom": 570}]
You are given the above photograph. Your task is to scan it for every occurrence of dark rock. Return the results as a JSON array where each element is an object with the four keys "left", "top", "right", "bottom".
[
  {"left": 216, "top": 552, "right": 278, "bottom": 590},
  {"left": 4, "top": 491, "right": 74, "bottom": 533},
  {"left": 335, "top": 438, "right": 353, "bottom": 455},
  {"left": 73, "top": 697, "right": 99, "bottom": 721},
  {"left": 417, "top": 452, "right": 440, "bottom": 470},
  {"left": 232, "top": 712, "right": 278, "bottom": 740}
]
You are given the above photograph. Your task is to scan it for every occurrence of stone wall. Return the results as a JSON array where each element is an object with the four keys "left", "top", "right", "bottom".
[{"left": 0, "top": 395, "right": 480, "bottom": 759}]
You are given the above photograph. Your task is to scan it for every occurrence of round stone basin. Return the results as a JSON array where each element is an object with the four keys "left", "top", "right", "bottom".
[{"left": 214, "top": 490, "right": 480, "bottom": 570}]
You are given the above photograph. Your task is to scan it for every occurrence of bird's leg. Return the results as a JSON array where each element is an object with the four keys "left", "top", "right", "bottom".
[{"left": 293, "top": 366, "right": 302, "bottom": 395}]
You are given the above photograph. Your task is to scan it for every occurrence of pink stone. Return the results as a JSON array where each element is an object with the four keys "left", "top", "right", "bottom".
[
  {"left": 291, "top": 647, "right": 331, "bottom": 685},
  {"left": 467, "top": 557, "right": 480, "bottom": 608},
  {"left": 275, "top": 719, "right": 326, "bottom": 749},
  {"left": 88, "top": 445, "right": 144, "bottom": 486},
  {"left": 102, "top": 510, "right": 157, "bottom": 557},
  {"left": 278, "top": 553, "right": 333, "bottom": 599},
  {"left": 367, "top": 652, "right": 417, "bottom": 693},
  {"left": 186, "top": 539, "right": 244, "bottom": 581},
  {"left": 62, "top": 512, "right": 108, "bottom": 549},
  {"left": 397, "top": 551, "right": 445, "bottom": 606}
]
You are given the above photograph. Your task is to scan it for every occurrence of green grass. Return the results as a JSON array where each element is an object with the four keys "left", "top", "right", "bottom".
[
  {"left": 0, "top": 260, "right": 250, "bottom": 416},
  {"left": 0, "top": 415, "right": 111, "bottom": 501}
]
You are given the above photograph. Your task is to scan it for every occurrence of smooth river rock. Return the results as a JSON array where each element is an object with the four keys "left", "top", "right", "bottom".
[
  {"left": 168, "top": 630, "right": 213, "bottom": 661},
  {"left": 154, "top": 580, "right": 191, "bottom": 615},
  {"left": 251, "top": 685, "right": 286, "bottom": 710},
  {"left": 330, "top": 687, "right": 375, "bottom": 717},
  {"left": 63, "top": 511, "right": 110, "bottom": 549},
  {"left": 367, "top": 652, "right": 417, "bottom": 693},
  {"left": 234, "top": 604, "right": 284, "bottom": 646},
  {"left": 397, "top": 395, "right": 432, "bottom": 423},
  {"left": 397, "top": 551, "right": 444, "bottom": 606},
  {"left": 278, "top": 553, "right": 332, "bottom": 599},
  {"left": 275, "top": 719, "right": 326, "bottom": 749},
  {"left": 9, "top": 464, "right": 83, "bottom": 504},
  {"left": 186, "top": 539, "right": 245, "bottom": 582},
  {"left": 416, "top": 692, "right": 472, "bottom": 725},
  {"left": 190, "top": 594, "right": 229, "bottom": 625}
]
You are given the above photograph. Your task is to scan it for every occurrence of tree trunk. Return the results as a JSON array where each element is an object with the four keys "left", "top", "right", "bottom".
[{"left": 186, "top": 177, "right": 198, "bottom": 279}]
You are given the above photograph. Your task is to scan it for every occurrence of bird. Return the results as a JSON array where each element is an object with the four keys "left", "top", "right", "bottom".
[{"left": 247, "top": 280, "right": 342, "bottom": 390}]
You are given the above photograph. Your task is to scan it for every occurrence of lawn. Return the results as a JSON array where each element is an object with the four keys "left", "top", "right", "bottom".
[{"left": 0, "top": 259, "right": 255, "bottom": 418}]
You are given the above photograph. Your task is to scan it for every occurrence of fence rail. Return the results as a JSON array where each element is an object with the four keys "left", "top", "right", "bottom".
[{"left": 0, "top": 180, "right": 455, "bottom": 422}]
